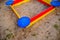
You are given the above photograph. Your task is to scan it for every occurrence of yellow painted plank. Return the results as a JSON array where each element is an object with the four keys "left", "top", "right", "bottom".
[
  {"left": 11, "top": 0, "right": 30, "bottom": 18},
  {"left": 43, "top": 0, "right": 52, "bottom": 4},
  {"left": 10, "top": 6, "right": 20, "bottom": 18}
]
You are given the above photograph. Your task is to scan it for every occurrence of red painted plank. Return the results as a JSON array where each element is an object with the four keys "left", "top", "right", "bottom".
[
  {"left": 30, "top": 6, "right": 54, "bottom": 22},
  {"left": 38, "top": 0, "right": 51, "bottom": 6},
  {"left": 13, "top": 0, "right": 23, "bottom": 5},
  {"left": 30, "top": 0, "right": 54, "bottom": 22}
]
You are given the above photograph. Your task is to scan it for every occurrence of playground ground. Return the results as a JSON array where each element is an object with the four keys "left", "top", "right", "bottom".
[{"left": 0, "top": 0, "right": 60, "bottom": 40}]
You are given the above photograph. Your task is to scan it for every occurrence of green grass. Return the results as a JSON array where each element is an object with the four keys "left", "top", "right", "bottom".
[
  {"left": 54, "top": 24, "right": 59, "bottom": 30},
  {"left": 6, "top": 33, "right": 14, "bottom": 39},
  {"left": 0, "top": 7, "right": 1, "bottom": 9}
]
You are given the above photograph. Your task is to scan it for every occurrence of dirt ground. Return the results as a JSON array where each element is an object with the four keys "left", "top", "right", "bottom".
[{"left": 0, "top": 0, "right": 60, "bottom": 40}]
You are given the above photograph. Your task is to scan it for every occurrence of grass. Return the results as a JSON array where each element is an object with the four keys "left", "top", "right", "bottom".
[
  {"left": 54, "top": 24, "right": 59, "bottom": 30},
  {"left": 6, "top": 33, "right": 14, "bottom": 39},
  {"left": 0, "top": 7, "right": 1, "bottom": 9}
]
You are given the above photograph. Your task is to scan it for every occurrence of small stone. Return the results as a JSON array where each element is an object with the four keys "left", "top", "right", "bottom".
[
  {"left": 31, "top": 33, "right": 37, "bottom": 36},
  {"left": 58, "top": 18, "right": 60, "bottom": 21}
]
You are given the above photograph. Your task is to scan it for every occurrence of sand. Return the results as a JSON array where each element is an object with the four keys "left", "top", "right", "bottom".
[{"left": 0, "top": 0, "right": 60, "bottom": 40}]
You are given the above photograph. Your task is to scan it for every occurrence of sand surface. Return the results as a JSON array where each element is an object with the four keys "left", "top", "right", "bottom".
[{"left": 0, "top": 0, "right": 60, "bottom": 40}]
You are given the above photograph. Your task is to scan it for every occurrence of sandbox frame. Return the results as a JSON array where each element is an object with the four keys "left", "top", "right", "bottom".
[{"left": 10, "top": 0, "right": 55, "bottom": 28}]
